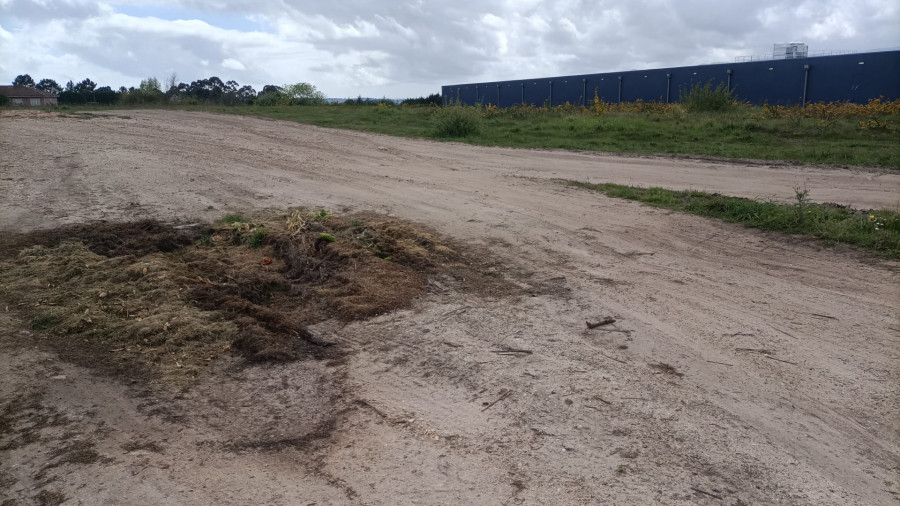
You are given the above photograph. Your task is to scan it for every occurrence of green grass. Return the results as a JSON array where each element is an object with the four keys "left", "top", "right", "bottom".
[
  {"left": 222, "top": 213, "right": 246, "bottom": 224},
  {"left": 248, "top": 229, "right": 267, "bottom": 248},
  {"left": 225, "top": 105, "right": 899, "bottom": 167},
  {"left": 566, "top": 180, "right": 900, "bottom": 258},
  {"left": 55, "top": 102, "right": 900, "bottom": 167}
]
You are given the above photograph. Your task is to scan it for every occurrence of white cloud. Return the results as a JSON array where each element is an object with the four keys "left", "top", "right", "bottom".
[
  {"left": 221, "top": 58, "right": 245, "bottom": 70},
  {"left": 0, "top": 0, "right": 897, "bottom": 98}
]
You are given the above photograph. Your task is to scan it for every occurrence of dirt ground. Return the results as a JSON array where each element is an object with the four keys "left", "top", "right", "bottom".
[{"left": 1, "top": 109, "right": 898, "bottom": 505}]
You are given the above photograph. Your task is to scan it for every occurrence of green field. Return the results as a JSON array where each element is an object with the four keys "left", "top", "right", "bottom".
[{"left": 200, "top": 101, "right": 900, "bottom": 168}]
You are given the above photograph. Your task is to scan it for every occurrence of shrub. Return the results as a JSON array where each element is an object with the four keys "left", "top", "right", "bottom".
[
  {"left": 283, "top": 82, "right": 326, "bottom": 105},
  {"left": 679, "top": 82, "right": 737, "bottom": 113},
  {"left": 435, "top": 104, "right": 480, "bottom": 137},
  {"left": 0, "top": 94, "right": 10, "bottom": 106},
  {"left": 402, "top": 94, "right": 442, "bottom": 106},
  {"left": 256, "top": 91, "right": 286, "bottom": 106}
]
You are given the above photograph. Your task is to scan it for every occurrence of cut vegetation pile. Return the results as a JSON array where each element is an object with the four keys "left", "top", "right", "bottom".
[{"left": 0, "top": 211, "right": 506, "bottom": 384}]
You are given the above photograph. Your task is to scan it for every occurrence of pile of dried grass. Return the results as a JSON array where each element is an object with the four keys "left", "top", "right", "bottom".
[{"left": 0, "top": 211, "right": 510, "bottom": 384}]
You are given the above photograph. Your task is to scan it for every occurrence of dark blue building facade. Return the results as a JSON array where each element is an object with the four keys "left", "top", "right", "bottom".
[{"left": 442, "top": 51, "right": 900, "bottom": 107}]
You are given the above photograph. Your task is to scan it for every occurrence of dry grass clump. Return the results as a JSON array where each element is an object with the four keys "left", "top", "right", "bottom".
[
  {"left": 0, "top": 212, "right": 509, "bottom": 385},
  {"left": 1, "top": 236, "right": 239, "bottom": 384}
]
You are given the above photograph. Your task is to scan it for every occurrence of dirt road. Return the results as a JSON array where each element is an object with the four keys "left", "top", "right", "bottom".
[{"left": 1, "top": 110, "right": 898, "bottom": 505}]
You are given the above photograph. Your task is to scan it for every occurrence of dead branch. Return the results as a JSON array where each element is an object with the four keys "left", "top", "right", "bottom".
[
  {"left": 440, "top": 306, "right": 471, "bottom": 321},
  {"left": 492, "top": 348, "right": 533, "bottom": 355},
  {"left": 355, "top": 399, "right": 387, "bottom": 418},
  {"left": 706, "top": 360, "right": 734, "bottom": 367},
  {"left": 482, "top": 390, "right": 512, "bottom": 412},
  {"left": 600, "top": 352, "right": 627, "bottom": 364},
  {"left": 765, "top": 355, "right": 799, "bottom": 365},
  {"left": 771, "top": 327, "right": 798, "bottom": 339},
  {"left": 735, "top": 348, "right": 773, "bottom": 355},
  {"left": 586, "top": 317, "right": 616, "bottom": 329},
  {"left": 690, "top": 487, "right": 723, "bottom": 500},
  {"left": 593, "top": 328, "right": 632, "bottom": 334}
]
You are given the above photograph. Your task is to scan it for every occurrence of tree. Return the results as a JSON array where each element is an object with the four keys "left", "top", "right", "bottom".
[
  {"left": 236, "top": 85, "right": 257, "bottom": 104},
  {"left": 118, "top": 77, "right": 164, "bottom": 104},
  {"left": 283, "top": 82, "right": 326, "bottom": 105},
  {"left": 94, "top": 86, "right": 118, "bottom": 105},
  {"left": 13, "top": 74, "right": 35, "bottom": 87},
  {"left": 259, "top": 85, "right": 282, "bottom": 96},
  {"left": 402, "top": 93, "right": 442, "bottom": 106},
  {"left": 74, "top": 78, "right": 97, "bottom": 93},
  {"left": 164, "top": 73, "right": 179, "bottom": 103},
  {"left": 139, "top": 77, "right": 161, "bottom": 93},
  {"left": 139, "top": 77, "right": 163, "bottom": 102},
  {"left": 58, "top": 78, "right": 98, "bottom": 104},
  {"left": 35, "top": 78, "right": 62, "bottom": 94}
]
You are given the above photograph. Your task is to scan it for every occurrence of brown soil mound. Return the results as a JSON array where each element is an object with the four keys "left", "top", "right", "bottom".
[{"left": 0, "top": 210, "right": 513, "bottom": 384}]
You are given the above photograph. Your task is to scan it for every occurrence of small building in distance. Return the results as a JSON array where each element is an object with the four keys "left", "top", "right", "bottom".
[{"left": 0, "top": 86, "right": 58, "bottom": 106}]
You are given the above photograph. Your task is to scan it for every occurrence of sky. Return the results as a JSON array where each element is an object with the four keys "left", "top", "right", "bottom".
[{"left": 1, "top": 0, "right": 898, "bottom": 98}]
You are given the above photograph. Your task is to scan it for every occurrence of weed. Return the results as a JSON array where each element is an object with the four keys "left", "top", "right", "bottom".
[
  {"left": 248, "top": 229, "right": 267, "bottom": 248},
  {"left": 591, "top": 89, "right": 608, "bottom": 116},
  {"left": 222, "top": 214, "right": 245, "bottom": 224},
  {"left": 197, "top": 234, "right": 214, "bottom": 247},
  {"left": 317, "top": 233, "right": 336, "bottom": 243},
  {"left": 793, "top": 186, "right": 811, "bottom": 224},
  {"left": 349, "top": 220, "right": 362, "bottom": 228}
]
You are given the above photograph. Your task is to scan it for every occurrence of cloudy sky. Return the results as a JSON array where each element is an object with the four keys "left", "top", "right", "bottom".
[{"left": 1, "top": 0, "right": 898, "bottom": 98}]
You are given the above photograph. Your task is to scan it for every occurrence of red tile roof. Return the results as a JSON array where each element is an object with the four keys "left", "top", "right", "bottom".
[{"left": 0, "top": 86, "right": 59, "bottom": 98}]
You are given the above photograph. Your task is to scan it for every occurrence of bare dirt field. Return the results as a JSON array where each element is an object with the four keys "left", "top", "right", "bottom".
[{"left": 1, "top": 109, "right": 898, "bottom": 505}]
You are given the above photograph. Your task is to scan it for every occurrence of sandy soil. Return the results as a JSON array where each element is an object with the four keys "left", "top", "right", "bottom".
[{"left": 1, "top": 110, "right": 898, "bottom": 505}]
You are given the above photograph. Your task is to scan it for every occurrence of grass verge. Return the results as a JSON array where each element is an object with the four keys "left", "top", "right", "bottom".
[{"left": 566, "top": 181, "right": 900, "bottom": 258}]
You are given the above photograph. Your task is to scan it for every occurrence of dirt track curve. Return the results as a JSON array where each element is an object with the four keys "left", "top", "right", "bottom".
[{"left": 1, "top": 110, "right": 898, "bottom": 505}]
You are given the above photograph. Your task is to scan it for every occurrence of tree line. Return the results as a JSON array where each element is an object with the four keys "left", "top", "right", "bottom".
[{"left": 8, "top": 74, "right": 441, "bottom": 106}]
